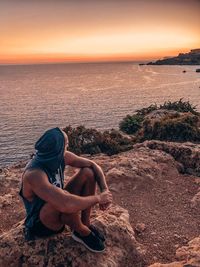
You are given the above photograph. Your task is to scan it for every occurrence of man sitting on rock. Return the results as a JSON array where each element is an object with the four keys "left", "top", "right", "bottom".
[{"left": 19, "top": 127, "right": 112, "bottom": 253}]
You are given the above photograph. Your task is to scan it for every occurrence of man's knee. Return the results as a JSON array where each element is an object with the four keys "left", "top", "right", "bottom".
[{"left": 81, "top": 167, "right": 95, "bottom": 182}]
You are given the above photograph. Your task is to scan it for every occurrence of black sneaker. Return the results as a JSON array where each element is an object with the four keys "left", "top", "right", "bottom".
[
  {"left": 72, "top": 231, "right": 105, "bottom": 253},
  {"left": 89, "top": 225, "right": 105, "bottom": 242}
]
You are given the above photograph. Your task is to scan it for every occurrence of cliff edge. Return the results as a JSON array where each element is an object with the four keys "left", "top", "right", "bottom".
[
  {"left": 0, "top": 205, "right": 144, "bottom": 267},
  {"left": 0, "top": 141, "right": 200, "bottom": 266}
]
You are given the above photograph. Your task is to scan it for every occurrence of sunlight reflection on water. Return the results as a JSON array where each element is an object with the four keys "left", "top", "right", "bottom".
[{"left": 0, "top": 63, "right": 199, "bottom": 166}]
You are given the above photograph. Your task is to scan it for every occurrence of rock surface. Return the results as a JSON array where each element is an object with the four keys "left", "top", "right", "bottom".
[
  {"left": 149, "top": 235, "right": 200, "bottom": 267},
  {"left": 141, "top": 140, "right": 200, "bottom": 176},
  {"left": 1, "top": 141, "right": 200, "bottom": 266},
  {"left": 0, "top": 205, "right": 144, "bottom": 267},
  {"left": 138, "top": 110, "right": 200, "bottom": 143}
]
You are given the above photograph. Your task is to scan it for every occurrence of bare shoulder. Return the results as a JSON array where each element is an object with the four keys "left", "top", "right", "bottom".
[
  {"left": 23, "top": 167, "right": 72, "bottom": 212},
  {"left": 23, "top": 168, "right": 49, "bottom": 187}
]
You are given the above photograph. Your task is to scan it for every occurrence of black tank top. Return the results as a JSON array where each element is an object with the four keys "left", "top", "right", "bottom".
[
  {"left": 19, "top": 157, "right": 65, "bottom": 228},
  {"left": 19, "top": 127, "right": 66, "bottom": 229},
  {"left": 19, "top": 158, "right": 65, "bottom": 228}
]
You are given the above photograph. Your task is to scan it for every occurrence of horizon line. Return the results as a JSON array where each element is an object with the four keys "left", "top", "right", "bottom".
[
  {"left": 0, "top": 59, "right": 152, "bottom": 67},
  {"left": 1, "top": 48, "right": 197, "bottom": 66}
]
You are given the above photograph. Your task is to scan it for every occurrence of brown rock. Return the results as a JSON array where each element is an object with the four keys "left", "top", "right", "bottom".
[
  {"left": 141, "top": 140, "right": 200, "bottom": 177},
  {"left": 148, "top": 235, "right": 200, "bottom": 267},
  {"left": 176, "top": 236, "right": 200, "bottom": 265},
  {"left": 1, "top": 140, "right": 200, "bottom": 266},
  {"left": 0, "top": 205, "right": 145, "bottom": 267},
  {"left": 144, "top": 109, "right": 180, "bottom": 121},
  {"left": 149, "top": 262, "right": 183, "bottom": 267},
  {"left": 0, "top": 193, "right": 13, "bottom": 208},
  {"left": 135, "top": 223, "right": 146, "bottom": 234},
  {"left": 191, "top": 191, "right": 200, "bottom": 208}
]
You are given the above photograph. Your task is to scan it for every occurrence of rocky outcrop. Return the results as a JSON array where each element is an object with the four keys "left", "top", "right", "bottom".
[
  {"left": 147, "top": 49, "right": 200, "bottom": 65},
  {"left": 138, "top": 110, "right": 200, "bottom": 143},
  {"left": 120, "top": 106, "right": 200, "bottom": 142},
  {"left": 149, "top": 235, "right": 200, "bottom": 267},
  {"left": 0, "top": 205, "right": 145, "bottom": 267},
  {"left": 139, "top": 140, "right": 200, "bottom": 176},
  {"left": 191, "top": 190, "right": 200, "bottom": 208},
  {"left": 1, "top": 140, "right": 200, "bottom": 266},
  {"left": 144, "top": 109, "right": 181, "bottom": 121}
]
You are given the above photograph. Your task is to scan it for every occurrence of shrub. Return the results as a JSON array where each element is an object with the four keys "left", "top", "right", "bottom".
[
  {"left": 63, "top": 125, "right": 102, "bottom": 155},
  {"left": 139, "top": 113, "right": 200, "bottom": 142},
  {"left": 135, "top": 104, "right": 158, "bottom": 116},
  {"left": 159, "top": 98, "right": 199, "bottom": 115},
  {"left": 119, "top": 114, "right": 144, "bottom": 134},
  {"left": 62, "top": 126, "right": 134, "bottom": 156},
  {"left": 119, "top": 99, "right": 199, "bottom": 135}
]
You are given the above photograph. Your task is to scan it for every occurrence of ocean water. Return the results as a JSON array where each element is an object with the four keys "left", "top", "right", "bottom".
[{"left": 0, "top": 62, "right": 200, "bottom": 167}]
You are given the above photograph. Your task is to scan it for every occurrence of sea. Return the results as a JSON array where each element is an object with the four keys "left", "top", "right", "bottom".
[{"left": 0, "top": 62, "right": 200, "bottom": 167}]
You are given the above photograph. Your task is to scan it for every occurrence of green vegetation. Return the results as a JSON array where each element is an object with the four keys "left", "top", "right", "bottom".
[
  {"left": 159, "top": 99, "right": 199, "bottom": 115},
  {"left": 139, "top": 113, "right": 200, "bottom": 142},
  {"left": 119, "top": 114, "right": 144, "bottom": 134},
  {"left": 119, "top": 99, "right": 199, "bottom": 135},
  {"left": 63, "top": 100, "right": 200, "bottom": 156}
]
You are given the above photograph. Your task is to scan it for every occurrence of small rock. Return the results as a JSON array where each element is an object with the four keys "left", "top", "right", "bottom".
[
  {"left": 135, "top": 223, "right": 146, "bottom": 233},
  {"left": 109, "top": 182, "right": 124, "bottom": 193},
  {"left": 0, "top": 205, "right": 145, "bottom": 267},
  {"left": 0, "top": 194, "right": 13, "bottom": 208},
  {"left": 153, "top": 256, "right": 158, "bottom": 261},
  {"left": 174, "top": 234, "right": 181, "bottom": 239},
  {"left": 191, "top": 191, "right": 200, "bottom": 208},
  {"left": 194, "top": 178, "right": 200, "bottom": 185},
  {"left": 151, "top": 232, "right": 157, "bottom": 235}
]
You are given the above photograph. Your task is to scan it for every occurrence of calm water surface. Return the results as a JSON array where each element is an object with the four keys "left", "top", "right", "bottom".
[{"left": 0, "top": 62, "right": 200, "bottom": 166}]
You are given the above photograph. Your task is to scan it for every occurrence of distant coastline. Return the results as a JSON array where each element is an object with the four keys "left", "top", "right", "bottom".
[{"left": 145, "top": 49, "right": 200, "bottom": 65}]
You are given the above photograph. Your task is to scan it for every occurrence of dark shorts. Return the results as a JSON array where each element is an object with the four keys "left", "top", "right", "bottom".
[{"left": 25, "top": 219, "right": 65, "bottom": 240}]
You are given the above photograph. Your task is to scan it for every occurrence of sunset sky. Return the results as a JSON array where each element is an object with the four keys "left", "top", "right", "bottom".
[{"left": 1, "top": 0, "right": 200, "bottom": 64}]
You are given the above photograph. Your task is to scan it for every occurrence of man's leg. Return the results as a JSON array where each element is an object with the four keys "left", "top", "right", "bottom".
[
  {"left": 39, "top": 203, "right": 90, "bottom": 236},
  {"left": 39, "top": 167, "right": 96, "bottom": 235},
  {"left": 64, "top": 167, "right": 96, "bottom": 226}
]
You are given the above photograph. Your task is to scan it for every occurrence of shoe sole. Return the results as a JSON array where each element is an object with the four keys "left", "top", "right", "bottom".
[{"left": 71, "top": 233, "right": 105, "bottom": 253}]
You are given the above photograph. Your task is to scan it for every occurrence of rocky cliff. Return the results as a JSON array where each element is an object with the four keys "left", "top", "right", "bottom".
[
  {"left": 0, "top": 140, "right": 200, "bottom": 266},
  {"left": 149, "top": 235, "right": 200, "bottom": 267},
  {"left": 0, "top": 205, "right": 144, "bottom": 267}
]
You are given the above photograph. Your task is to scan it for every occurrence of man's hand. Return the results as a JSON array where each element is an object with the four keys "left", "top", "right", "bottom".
[{"left": 98, "top": 190, "right": 112, "bottom": 210}]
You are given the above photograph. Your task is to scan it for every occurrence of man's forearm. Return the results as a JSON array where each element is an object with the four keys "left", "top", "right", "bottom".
[
  {"left": 91, "top": 163, "right": 109, "bottom": 192},
  {"left": 63, "top": 193, "right": 100, "bottom": 213}
]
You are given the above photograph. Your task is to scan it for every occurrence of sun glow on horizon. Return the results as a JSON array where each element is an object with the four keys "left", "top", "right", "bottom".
[{"left": 0, "top": 0, "right": 200, "bottom": 64}]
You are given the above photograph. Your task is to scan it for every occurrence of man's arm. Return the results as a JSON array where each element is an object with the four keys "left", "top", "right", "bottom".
[
  {"left": 64, "top": 151, "right": 109, "bottom": 192},
  {"left": 25, "top": 169, "right": 111, "bottom": 214}
]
